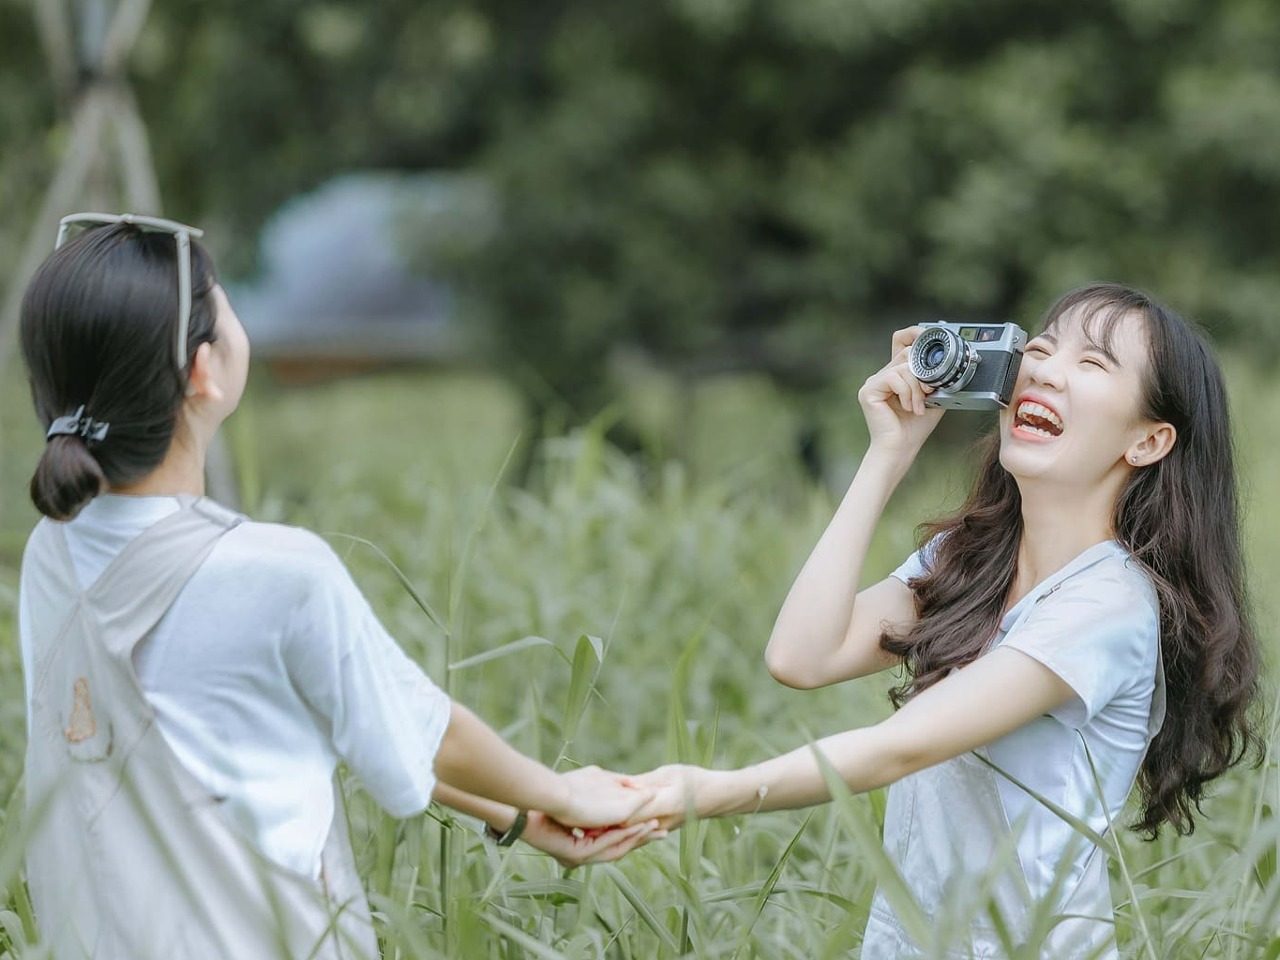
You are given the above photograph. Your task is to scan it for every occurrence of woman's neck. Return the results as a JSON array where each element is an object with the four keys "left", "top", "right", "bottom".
[
  {"left": 107, "top": 433, "right": 208, "bottom": 497},
  {"left": 1012, "top": 480, "right": 1116, "bottom": 600}
]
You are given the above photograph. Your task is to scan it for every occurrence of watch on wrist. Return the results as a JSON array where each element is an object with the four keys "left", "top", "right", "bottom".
[{"left": 485, "top": 810, "right": 528, "bottom": 847}]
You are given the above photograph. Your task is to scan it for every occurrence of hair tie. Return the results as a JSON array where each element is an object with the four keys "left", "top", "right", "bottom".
[{"left": 46, "top": 405, "right": 110, "bottom": 444}]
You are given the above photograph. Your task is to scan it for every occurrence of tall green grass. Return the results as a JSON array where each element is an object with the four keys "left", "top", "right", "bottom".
[{"left": 0, "top": 361, "right": 1276, "bottom": 957}]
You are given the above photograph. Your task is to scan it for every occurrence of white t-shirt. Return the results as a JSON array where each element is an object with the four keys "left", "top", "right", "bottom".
[
  {"left": 889, "top": 536, "right": 1163, "bottom": 903},
  {"left": 17, "top": 493, "right": 453, "bottom": 880}
]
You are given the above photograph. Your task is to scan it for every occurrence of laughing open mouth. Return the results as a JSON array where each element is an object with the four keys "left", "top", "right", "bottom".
[{"left": 1014, "top": 400, "right": 1064, "bottom": 438}]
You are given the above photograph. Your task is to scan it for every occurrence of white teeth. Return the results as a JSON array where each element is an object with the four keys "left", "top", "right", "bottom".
[
  {"left": 1019, "top": 424, "right": 1055, "bottom": 438},
  {"left": 1015, "top": 400, "right": 1064, "bottom": 432}
]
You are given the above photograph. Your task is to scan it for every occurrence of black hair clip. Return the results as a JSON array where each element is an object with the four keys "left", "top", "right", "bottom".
[{"left": 46, "top": 405, "right": 110, "bottom": 444}]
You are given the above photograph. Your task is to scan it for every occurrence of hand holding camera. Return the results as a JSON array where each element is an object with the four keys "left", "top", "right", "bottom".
[
  {"left": 858, "top": 326, "right": 948, "bottom": 462},
  {"left": 907, "top": 322, "right": 1026, "bottom": 410},
  {"left": 859, "top": 322, "right": 1026, "bottom": 463}
]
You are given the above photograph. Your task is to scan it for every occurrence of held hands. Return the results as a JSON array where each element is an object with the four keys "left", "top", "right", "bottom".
[
  {"left": 623, "top": 765, "right": 697, "bottom": 831},
  {"left": 520, "top": 764, "right": 710, "bottom": 866},
  {"left": 527, "top": 762, "right": 734, "bottom": 865},
  {"left": 622, "top": 764, "right": 722, "bottom": 832},
  {"left": 858, "top": 325, "right": 946, "bottom": 462},
  {"left": 520, "top": 811, "right": 666, "bottom": 868},
  {"left": 551, "top": 764, "right": 655, "bottom": 829},
  {"left": 516, "top": 765, "right": 663, "bottom": 869}
]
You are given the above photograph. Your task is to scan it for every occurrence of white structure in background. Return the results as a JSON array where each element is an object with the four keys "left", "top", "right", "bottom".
[{"left": 229, "top": 171, "right": 494, "bottom": 377}]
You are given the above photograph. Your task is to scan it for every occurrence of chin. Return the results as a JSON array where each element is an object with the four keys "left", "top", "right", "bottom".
[{"left": 998, "top": 441, "right": 1056, "bottom": 481}]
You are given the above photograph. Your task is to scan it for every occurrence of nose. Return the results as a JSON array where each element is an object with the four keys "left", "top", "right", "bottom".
[{"left": 1026, "top": 347, "right": 1067, "bottom": 392}]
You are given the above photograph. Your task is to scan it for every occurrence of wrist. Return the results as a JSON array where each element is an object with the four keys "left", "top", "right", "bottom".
[
  {"left": 861, "top": 444, "right": 916, "bottom": 480},
  {"left": 700, "top": 768, "right": 760, "bottom": 818},
  {"left": 485, "top": 809, "right": 528, "bottom": 847},
  {"left": 484, "top": 804, "right": 520, "bottom": 834},
  {"left": 542, "top": 772, "right": 574, "bottom": 822}
]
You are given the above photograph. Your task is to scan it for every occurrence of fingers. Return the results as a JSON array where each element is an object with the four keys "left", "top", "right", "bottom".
[
  {"left": 563, "top": 778, "right": 655, "bottom": 829},
  {"left": 628, "top": 778, "right": 690, "bottom": 823},
  {"left": 620, "top": 764, "right": 672, "bottom": 788},
  {"left": 887, "top": 369, "right": 916, "bottom": 415},
  {"left": 617, "top": 783, "right": 656, "bottom": 823},
  {"left": 863, "top": 360, "right": 937, "bottom": 417},
  {"left": 890, "top": 325, "right": 924, "bottom": 359},
  {"left": 555, "top": 819, "right": 668, "bottom": 869},
  {"left": 901, "top": 369, "right": 936, "bottom": 416},
  {"left": 624, "top": 802, "right": 663, "bottom": 827},
  {"left": 591, "top": 827, "right": 669, "bottom": 863},
  {"left": 869, "top": 367, "right": 919, "bottom": 416},
  {"left": 595, "top": 819, "right": 656, "bottom": 850}
]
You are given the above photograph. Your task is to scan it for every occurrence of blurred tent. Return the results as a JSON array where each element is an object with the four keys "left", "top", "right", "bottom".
[{"left": 227, "top": 171, "right": 490, "bottom": 383}]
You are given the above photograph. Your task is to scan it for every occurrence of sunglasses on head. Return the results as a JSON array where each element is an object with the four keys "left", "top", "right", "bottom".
[{"left": 54, "top": 212, "right": 205, "bottom": 372}]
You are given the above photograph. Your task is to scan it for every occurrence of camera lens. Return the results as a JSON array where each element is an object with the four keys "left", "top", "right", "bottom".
[{"left": 908, "top": 327, "right": 979, "bottom": 391}]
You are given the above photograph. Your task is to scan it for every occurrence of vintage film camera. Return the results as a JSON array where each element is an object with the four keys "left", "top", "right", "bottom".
[{"left": 907, "top": 322, "right": 1027, "bottom": 410}]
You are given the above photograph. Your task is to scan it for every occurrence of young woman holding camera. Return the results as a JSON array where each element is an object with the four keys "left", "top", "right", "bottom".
[
  {"left": 629, "top": 283, "right": 1265, "bottom": 958},
  {"left": 16, "top": 215, "right": 660, "bottom": 960}
]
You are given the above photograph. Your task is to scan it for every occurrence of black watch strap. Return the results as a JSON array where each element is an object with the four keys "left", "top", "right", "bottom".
[{"left": 486, "top": 810, "right": 528, "bottom": 847}]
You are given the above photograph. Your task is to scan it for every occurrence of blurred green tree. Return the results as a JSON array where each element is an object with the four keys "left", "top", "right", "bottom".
[{"left": 3, "top": 0, "right": 1279, "bottom": 411}]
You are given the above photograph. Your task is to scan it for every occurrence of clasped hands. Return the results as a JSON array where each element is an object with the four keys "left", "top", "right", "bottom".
[{"left": 525, "top": 763, "right": 715, "bottom": 869}]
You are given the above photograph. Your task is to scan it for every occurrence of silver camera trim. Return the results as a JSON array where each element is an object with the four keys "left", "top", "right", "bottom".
[
  {"left": 909, "top": 327, "right": 981, "bottom": 392},
  {"left": 908, "top": 322, "right": 1027, "bottom": 410}
]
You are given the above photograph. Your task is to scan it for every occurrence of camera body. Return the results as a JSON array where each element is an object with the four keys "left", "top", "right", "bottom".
[{"left": 908, "top": 322, "right": 1027, "bottom": 410}]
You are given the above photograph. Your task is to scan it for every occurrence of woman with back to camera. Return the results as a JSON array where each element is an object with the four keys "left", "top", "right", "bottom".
[
  {"left": 16, "top": 213, "right": 662, "bottom": 960},
  {"left": 629, "top": 283, "right": 1266, "bottom": 957}
]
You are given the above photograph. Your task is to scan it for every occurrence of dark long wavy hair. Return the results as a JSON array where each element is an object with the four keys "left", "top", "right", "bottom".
[
  {"left": 20, "top": 222, "right": 219, "bottom": 521},
  {"left": 879, "top": 282, "right": 1267, "bottom": 839}
]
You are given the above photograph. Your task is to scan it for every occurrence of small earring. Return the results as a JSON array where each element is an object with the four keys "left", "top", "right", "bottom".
[{"left": 1129, "top": 455, "right": 1139, "bottom": 465}]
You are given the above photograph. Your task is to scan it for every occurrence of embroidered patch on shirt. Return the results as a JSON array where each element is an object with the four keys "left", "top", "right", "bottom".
[{"left": 64, "top": 677, "right": 97, "bottom": 743}]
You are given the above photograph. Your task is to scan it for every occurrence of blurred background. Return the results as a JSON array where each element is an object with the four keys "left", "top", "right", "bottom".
[
  {"left": 6, "top": 0, "right": 1280, "bottom": 471},
  {"left": 4, "top": 0, "right": 1279, "bottom": 517},
  {"left": 0, "top": 1, "right": 1278, "bottom": 956}
]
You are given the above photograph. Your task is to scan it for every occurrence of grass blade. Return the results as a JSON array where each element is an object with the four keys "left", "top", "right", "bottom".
[
  {"left": 810, "top": 743, "right": 934, "bottom": 951},
  {"left": 448, "top": 635, "right": 558, "bottom": 671},
  {"left": 600, "top": 863, "right": 681, "bottom": 954},
  {"left": 731, "top": 813, "right": 812, "bottom": 959},
  {"left": 481, "top": 912, "right": 571, "bottom": 960},
  {"left": 562, "top": 634, "right": 602, "bottom": 749}
]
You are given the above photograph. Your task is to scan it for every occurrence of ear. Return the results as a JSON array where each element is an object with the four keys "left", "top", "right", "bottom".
[
  {"left": 1125, "top": 422, "right": 1176, "bottom": 468},
  {"left": 184, "top": 340, "right": 225, "bottom": 405}
]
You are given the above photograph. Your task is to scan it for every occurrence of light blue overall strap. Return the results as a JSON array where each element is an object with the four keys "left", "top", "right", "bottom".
[{"left": 67, "top": 495, "right": 245, "bottom": 662}]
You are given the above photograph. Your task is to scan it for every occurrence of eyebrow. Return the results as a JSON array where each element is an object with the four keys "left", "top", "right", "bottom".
[{"left": 1035, "top": 329, "right": 1124, "bottom": 369}]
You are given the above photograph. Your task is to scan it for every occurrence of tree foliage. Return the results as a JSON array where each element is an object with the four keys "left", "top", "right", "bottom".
[{"left": 4, "top": 0, "right": 1279, "bottom": 408}]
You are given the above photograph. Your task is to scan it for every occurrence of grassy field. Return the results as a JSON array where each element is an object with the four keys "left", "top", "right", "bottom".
[{"left": 0, "top": 356, "right": 1276, "bottom": 958}]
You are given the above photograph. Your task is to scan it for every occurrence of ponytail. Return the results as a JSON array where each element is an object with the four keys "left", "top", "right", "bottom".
[{"left": 30, "top": 435, "right": 107, "bottom": 521}]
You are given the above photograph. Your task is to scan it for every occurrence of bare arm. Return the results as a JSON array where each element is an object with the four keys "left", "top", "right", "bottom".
[
  {"left": 764, "top": 453, "right": 917, "bottom": 687},
  {"left": 433, "top": 701, "right": 650, "bottom": 828},
  {"left": 432, "top": 779, "right": 524, "bottom": 831},
  {"left": 765, "top": 326, "right": 943, "bottom": 689},
  {"left": 635, "top": 646, "right": 1079, "bottom": 823}
]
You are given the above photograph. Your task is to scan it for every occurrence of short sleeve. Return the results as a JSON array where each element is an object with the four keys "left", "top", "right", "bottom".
[
  {"left": 889, "top": 533, "right": 944, "bottom": 585},
  {"left": 283, "top": 540, "right": 453, "bottom": 818},
  {"left": 998, "top": 567, "right": 1158, "bottom": 730}
]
